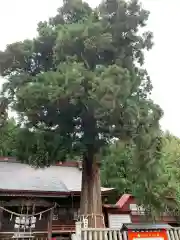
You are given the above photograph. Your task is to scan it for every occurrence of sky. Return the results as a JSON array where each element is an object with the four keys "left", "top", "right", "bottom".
[{"left": 0, "top": 0, "right": 180, "bottom": 136}]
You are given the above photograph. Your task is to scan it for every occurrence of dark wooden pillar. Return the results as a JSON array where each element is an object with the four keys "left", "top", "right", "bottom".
[
  {"left": 0, "top": 209, "right": 3, "bottom": 231},
  {"left": 48, "top": 208, "right": 53, "bottom": 240},
  {"left": 0, "top": 202, "right": 3, "bottom": 231}
]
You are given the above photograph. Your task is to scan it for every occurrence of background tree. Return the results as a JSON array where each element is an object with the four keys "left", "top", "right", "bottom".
[
  {"left": 101, "top": 142, "right": 134, "bottom": 195},
  {"left": 101, "top": 132, "right": 180, "bottom": 215},
  {"left": 0, "top": 118, "right": 18, "bottom": 156},
  {"left": 0, "top": 0, "right": 162, "bottom": 227},
  {"left": 101, "top": 140, "right": 170, "bottom": 210},
  {"left": 160, "top": 133, "right": 180, "bottom": 204}
]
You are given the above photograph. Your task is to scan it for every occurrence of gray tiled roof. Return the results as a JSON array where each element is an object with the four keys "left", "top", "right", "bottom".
[{"left": 0, "top": 161, "right": 113, "bottom": 193}]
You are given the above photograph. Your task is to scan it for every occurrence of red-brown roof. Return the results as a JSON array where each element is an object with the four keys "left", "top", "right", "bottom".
[
  {"left": 116, "top": 194, "right": 131, "bottom": 208},
  {"left": 103, "top": 194, "right": 132, "bottom": 210}
]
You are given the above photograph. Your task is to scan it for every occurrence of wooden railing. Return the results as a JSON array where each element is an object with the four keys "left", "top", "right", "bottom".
[
  {"left": 1, "top": 219, "right": 75, "bottom": 233},
  {"left": 78, "top": 228, "right": 128, "bottom": 240},
  {"left": 74, "top": 228, "right": 180, "bottom": 240},
  {"left": 168, "top": 228, "right": 180, "bottom": 240},
  {"left": 73, "top": 222, "right": 180, "bottom": 240},
  {"left": 0, "top": 223, "right": 75, "bottom": 239},
  {"left": 2, "top": 225, "right": 180, "bottom": 240},
  {"left": 52, "top": 224, "right": 75, "bottom": 232},
  {"left": 1, "top": 229, "right": 180, "bottom": 240},
  {"left": 0, "top": 237, "right": 48, "bottom": 240}
]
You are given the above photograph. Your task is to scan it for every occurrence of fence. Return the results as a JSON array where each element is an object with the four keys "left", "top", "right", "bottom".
[
  {"left": 73, "top": 222, "right": 180, "bottom": 240},
  {"left": 0, "top": 237, "right": 48, "bottom": 240},
  {"left": 2, "top": 226, "right": 180, "bottom": 240},
  {"left": 168, "top": 229, "right": 180, "bottom": 240},
  {"left": 78, "top": 228, "right": 127, "bottom": 240}
]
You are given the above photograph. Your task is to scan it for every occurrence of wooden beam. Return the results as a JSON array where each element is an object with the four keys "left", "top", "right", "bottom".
[
  {"left": 47, "top": 208, "right": 53, "bottom": 240},
  {"left": 4, "top": 198, "right": 52, "bottom": 207}
]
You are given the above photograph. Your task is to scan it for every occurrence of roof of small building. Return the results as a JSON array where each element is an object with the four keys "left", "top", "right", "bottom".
[
  {"left": 122, "top": 223, "right": 172, "bottom": 230},
  {"left": 0, "top": 157, "right": 113, "bottom": 196},
  {"left": 116, "top": 194, "right": 131, "bottom": 208},
  {"left": 115, "top": 194, "right": 176, "bottom": 209}
]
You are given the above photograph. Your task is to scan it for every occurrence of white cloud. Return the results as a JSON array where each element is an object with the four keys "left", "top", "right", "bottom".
[{"left": 0, "top": 0, "right": 179, "bottom": 136}]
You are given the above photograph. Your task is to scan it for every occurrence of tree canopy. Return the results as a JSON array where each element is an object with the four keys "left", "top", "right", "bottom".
[
  {"left": 101, "top": 131, "right": 180, "bottom": 214},
  {"left": 101, "top": 140, "right": 169, "bottom": 210},
  {"left": 160, "top": 132, "right": 180, "bottom": 204},
  {"left": 0, "top": 118, "right": 18, "bottom": 157},
  {"left": 0, "top": 0, "right": 162, "bottom": 166},
  {"left": 0, "top": 0, "right": 163, "bottom": 226}
]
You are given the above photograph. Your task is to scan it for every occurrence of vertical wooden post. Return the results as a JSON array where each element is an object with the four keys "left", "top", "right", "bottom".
[
  {"left": 0, "top": 208, "right": 3, "bottom": 231},
  {"left": 0, "top": 202, "right": 4, "bottom": 231},
  {"left": 75, "top": 221, "right": 82, "bottom": 240},
  {"left": 48, "top": 208, "right": 53, "bottom": 240}
]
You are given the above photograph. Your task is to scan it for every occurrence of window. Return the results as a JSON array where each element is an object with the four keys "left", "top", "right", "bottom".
[
  {"left": 108, "top": 214, "right": 131, "bottom": 228},
  {"left": 130, "top": 204, "right": 145, "bottom": 215},
  {"left": 129, "top": 204, "right": 138, "bottom": 211},
  {"left": 53, "top": 208, "right": 68, "bottom": 220}
]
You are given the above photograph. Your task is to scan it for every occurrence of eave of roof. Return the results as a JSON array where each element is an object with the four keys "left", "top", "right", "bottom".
[
  {"left": 0, "top": 190, "right": 69, "bottom": 198},
  {"left": 103, "top": 204, "right": 119, "bottom": 209},
  {"left": 0, "top": 188, "right": 114, "bottom": 198},
  {"left": 71, "top": 188, "right": 115, "bottom": 197},
  {"left": 122, "top": 223, "right": 172, "bottom": 230}
]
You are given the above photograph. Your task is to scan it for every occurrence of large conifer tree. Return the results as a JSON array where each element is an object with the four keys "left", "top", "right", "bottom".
[{"left": 0, "top": 0, "right": 162, "bottom": 227}]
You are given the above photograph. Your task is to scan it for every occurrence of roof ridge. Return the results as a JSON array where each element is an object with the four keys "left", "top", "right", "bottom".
[
  {"left": 56, "top": 161, "right": 82, "bottom": 169},
  {"left": 0, "top": 157, "right": 82, "bottom": 169},
  {"left": 0, "top": 157, "right": 17, "bottom": 162}
]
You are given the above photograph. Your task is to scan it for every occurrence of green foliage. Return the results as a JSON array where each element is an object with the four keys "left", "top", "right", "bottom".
[
  {"left": 160, "top": 133, "right": 180, "bottom": 203},
  {"left": 0, "top": 118, "right": 18, "bottom": 156},
  {"left": 0, "top": 0, "right": 162, "bottom": 168},
  {"left": 101, "top": 141, "right": 164, "bottom": 209},
  {"left": 101, "top": 132, "right": 180, "bottom": 212},
  {"left": 101, "top": 142, "right": 134, "bottom": 194}
]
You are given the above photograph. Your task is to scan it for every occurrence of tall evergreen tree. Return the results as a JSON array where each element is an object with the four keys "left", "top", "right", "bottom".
[
  {"left": 0, "top": 0, "right": 162, "bottom": 227},
  {"left": 0, "top": 118, "right": 18, "bottom": 157}
]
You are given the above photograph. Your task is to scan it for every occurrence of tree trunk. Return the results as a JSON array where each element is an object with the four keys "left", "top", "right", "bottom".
[{"left": 80, "top": 151, "right": 104, "bottom": 228}]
